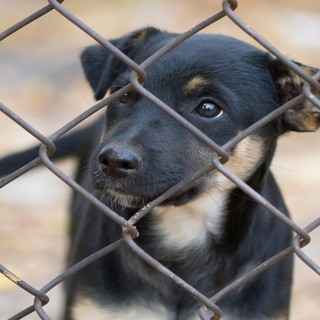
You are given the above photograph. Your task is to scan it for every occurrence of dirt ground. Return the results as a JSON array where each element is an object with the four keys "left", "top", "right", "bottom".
[{"left": 0, "top": 0, "right": 319, "bottom": 319}]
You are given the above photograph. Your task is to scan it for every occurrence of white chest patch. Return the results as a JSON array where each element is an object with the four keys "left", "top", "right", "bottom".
[
  {"left": 153, "top": 190, "right": 226, "bottom": 250},
  {"left": 72, "top": 298, "right": 171, "bottom": 320},
  {"left": 71, "top": 297, "right": 286, "bottom": 320}
]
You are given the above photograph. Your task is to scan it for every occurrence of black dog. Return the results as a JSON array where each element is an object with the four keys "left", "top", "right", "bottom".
[{"left": 1, "top": 28, "right": 319, "bottom": 319}]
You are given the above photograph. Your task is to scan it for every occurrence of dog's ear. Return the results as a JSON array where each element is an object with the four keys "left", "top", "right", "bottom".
[
  {"left": 81, "top": 27, "right": 161, "bottom": 100},
  {"left": 271, "top": 60, "right": 320, "bottom": 132}
]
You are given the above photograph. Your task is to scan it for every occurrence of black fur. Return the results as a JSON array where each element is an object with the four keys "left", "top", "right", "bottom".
[{"left": 1, "top": 28, "right": 319, "bottom": 319}]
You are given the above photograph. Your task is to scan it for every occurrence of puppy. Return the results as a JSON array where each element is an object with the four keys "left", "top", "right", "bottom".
[{"left": 1, "top": 28, "right": 319, "bottom": 320}]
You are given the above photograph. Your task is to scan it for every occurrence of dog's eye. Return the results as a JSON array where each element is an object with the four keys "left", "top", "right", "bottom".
[
  {"left": 195, "top": 101, "right": 224, "bottom": 118},
  {"left": 117, "top": 92, "right": 131, "bottom": 105}
]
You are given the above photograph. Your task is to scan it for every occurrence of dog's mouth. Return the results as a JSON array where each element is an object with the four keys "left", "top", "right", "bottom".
[
  {"left": 97, "top": 182, "right": 203, "bottom": 210},
  {"left": 91, "top": 165, "right": 207, "bottom": 209},
  {"left": 104, "top": 188, "right": 152, "bottom": 209}
]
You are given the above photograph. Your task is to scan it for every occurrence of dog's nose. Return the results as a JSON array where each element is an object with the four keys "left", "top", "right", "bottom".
[{"left": 98, "top": 147, "right": 140, "bottom": 178}]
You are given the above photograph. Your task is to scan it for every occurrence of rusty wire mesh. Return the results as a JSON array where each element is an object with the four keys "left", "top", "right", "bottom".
[{"left": 0, "top": 0, "right": 320, "bottom": 319}]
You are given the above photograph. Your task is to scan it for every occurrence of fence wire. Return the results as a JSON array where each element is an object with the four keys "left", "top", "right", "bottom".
[{"left": 0, "top": 0, "right": 319, "bottom": 319}]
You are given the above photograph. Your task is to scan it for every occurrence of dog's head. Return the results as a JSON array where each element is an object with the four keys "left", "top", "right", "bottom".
[{"left": 81, "top": 28, "right": 320, "bottom": 210}]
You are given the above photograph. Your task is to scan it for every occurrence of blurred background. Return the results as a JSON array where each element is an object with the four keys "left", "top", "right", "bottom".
[{"left": 0, "top": 0, "right": 319, "bottom": 319}]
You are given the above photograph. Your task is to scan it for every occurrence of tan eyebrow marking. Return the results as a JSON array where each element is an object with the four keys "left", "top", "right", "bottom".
[{"left": 185, "top": 76, "right": 210, "bottom": 93}]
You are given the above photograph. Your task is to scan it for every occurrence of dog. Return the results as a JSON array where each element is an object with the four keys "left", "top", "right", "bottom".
[{"left": 1, "top": 28, "right": 319, "bottom": 320}]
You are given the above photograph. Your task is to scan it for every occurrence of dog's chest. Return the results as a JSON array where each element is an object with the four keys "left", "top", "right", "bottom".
[
  {"left": 71, "top": 297, "right": 287, "bottom": 320},
  {"left": 151, "top": 190, "right": 226, "bottom": 250},
  {"left": 72, "top": 298, "right": 173, "bottom": 320}
]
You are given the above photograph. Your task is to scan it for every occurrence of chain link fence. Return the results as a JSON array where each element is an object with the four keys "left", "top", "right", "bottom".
[{"left": 1, "top": 0, "right": 319, "bottom": 319}]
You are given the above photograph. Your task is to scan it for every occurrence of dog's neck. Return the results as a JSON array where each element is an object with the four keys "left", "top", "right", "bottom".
[
  {"left": 134, "top": 147, "right": 276, "bottom": 258},
  {"left": 148, "top": 190, "right": 226, "bottom": 250}
]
